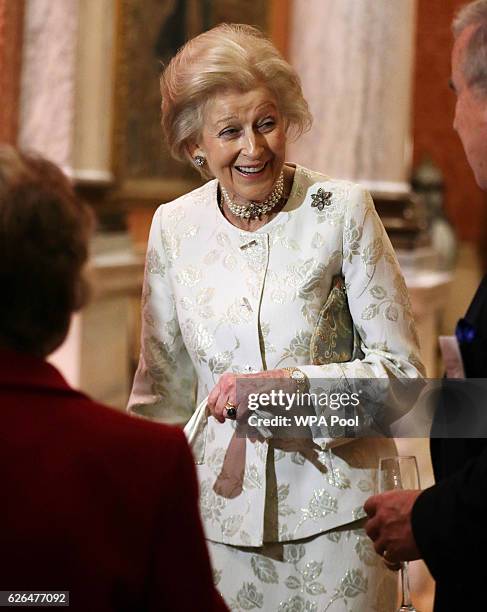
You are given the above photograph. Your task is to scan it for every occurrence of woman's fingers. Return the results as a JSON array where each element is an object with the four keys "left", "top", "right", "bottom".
[
  {"left": 215, "top": 393, "right": 231, "bottom": 422},
  {"left": 207, "top": 382, "right": 225, "bottom": 422},
  {"left": 219, "top": 372, "right": 236, "bottom": 400},
  {"left": 207, "top": 373, "right": 237, "bottom": 423}
]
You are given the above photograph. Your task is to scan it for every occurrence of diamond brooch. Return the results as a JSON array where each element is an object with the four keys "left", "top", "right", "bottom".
[{"left": 310, "top": 188, "right": 333, "bottom": 211}]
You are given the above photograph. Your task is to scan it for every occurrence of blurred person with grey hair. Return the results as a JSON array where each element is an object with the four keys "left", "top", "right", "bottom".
[{"left": 365, "top": 2, "right": 487, "bottom": 610}]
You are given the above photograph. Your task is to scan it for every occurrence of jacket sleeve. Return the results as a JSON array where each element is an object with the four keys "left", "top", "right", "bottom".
[
  {"left": 411, "top": 447, "right": 487, "bottom": 583},
  {"left": 300, "top": 184, "right": 424, "bottom": 381},
  {"left": 148, "top": 429, "right": 228, "bottom": 612},
  {"left": 128, "top": 206, "right": 196, "bottom": 425},
  {"left": 297, "top": 185, "right": 425, "bottom": 435}
]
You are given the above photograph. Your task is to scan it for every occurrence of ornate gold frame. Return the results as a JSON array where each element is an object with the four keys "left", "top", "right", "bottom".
[{"left": 111, "top": 0, "right": 202, "bottom": 208}]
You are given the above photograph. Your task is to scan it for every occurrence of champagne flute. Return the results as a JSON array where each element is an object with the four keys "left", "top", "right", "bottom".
[{"left": 377, "top": 456, "right": 421, "bottom": 612}]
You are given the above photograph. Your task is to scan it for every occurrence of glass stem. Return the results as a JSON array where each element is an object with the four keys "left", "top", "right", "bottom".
[{"left": 400, "top": 562, "right": 412, "bottom": 606}]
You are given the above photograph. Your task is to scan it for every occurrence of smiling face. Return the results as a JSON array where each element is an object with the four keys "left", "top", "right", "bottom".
[
  {"left": 191, "top": 87, "right": 287, "bottom": 203},
  {"left": 451, "top": 25, "right": 487, "bottom": 190}
]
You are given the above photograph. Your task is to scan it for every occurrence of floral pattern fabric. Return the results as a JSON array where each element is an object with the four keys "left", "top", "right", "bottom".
[
  {"left": 128, "top": 164, "right": 424, "bottom": 549},
  {"left": 208, "top": 522, "right": 397, "bottom": 611}
]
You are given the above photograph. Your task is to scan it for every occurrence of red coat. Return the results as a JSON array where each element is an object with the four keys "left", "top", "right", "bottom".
[{"left": 0, "top": 348, "right": 227, "bottom": 612}]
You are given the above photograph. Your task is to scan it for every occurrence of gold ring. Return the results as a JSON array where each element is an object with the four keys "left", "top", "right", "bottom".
[{"left": 224, "top": 401, "right": 237, "bottom": 419}]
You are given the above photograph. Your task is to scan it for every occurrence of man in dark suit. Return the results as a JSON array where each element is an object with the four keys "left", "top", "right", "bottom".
[
  {"left": 363, "top": 2, "right": 487, "bottom": 610},
  {"left": 0, "top": 146, "right": 227, "bottom": 612}
]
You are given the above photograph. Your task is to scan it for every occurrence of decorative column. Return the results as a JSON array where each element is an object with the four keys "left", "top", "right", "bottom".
[
  {"left": 73, "top": 0, "right": 115, "bottom": 184},
  {"left": 0, "top": 0, "right": 25, "bottom": 143},
  {"left": 18, "top": 0, "right": 78, "bottom": 169},
  {"left": 19, "top": 0, "right": 114, "bottom": 183},
  {"left": 288, "top": 0, "right": 416, "bottom": 189}
]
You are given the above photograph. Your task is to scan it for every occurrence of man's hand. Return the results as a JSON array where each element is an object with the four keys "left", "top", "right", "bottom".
[{"left": 364, "top": 489, "right": 422, "bottom": 565}]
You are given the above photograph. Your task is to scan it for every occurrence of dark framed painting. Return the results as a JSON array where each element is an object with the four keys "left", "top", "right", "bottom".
[{"left": 112, "top": 0, "right": 270, "bottom": 208}]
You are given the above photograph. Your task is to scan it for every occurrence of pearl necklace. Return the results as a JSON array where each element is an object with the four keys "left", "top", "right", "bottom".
[{"left": 220, "top": 171, "right": 284, "bottom": 219}]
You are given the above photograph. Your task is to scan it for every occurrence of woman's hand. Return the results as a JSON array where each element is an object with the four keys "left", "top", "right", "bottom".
[{"left": 207, "top": 369, "right": 290, "bottom": 423}]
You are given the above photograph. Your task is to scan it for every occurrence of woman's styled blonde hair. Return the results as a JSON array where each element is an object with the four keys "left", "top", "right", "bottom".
[{"left": 160, "top": 23, "right": 312, "bottom": 178}]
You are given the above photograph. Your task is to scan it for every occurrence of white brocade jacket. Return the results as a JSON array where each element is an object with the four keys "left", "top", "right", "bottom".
[{"left": 128, "top": 164, "right": 425, "bottom": 547}]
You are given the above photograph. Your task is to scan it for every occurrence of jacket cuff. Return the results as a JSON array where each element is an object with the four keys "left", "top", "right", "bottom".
[{"left": 411, "top": 479, "right": 458, "bottom": 581}]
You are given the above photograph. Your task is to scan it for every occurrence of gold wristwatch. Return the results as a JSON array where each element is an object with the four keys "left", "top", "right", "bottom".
[{"left": 283, "top": 367, "right": 309, "bottom": 392}]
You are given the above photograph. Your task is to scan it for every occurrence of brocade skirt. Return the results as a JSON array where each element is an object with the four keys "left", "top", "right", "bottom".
[{"left": 208, "top": 521, "right": 397, "bottom": 611}]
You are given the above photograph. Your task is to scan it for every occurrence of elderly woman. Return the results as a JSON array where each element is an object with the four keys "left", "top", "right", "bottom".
[{"left": 129, "top": 24, "right": 424, "bottom": 610}]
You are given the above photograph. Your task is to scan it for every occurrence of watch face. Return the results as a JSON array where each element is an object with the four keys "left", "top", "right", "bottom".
[{"left": 291, "top": 370, "right": 305, "bottom": 381}]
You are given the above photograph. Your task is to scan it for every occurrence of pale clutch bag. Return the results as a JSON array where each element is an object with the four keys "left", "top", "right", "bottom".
[{"left": 310, "top": 275, "right": 363, "bottom": 366}]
